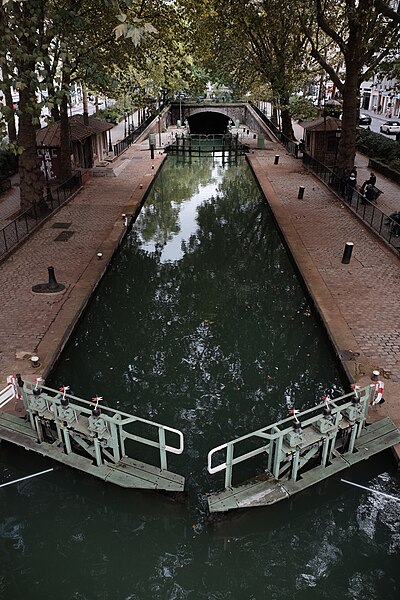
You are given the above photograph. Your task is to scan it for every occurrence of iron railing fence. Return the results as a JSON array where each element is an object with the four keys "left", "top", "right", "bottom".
[
  {"left": 303, "top": 153, "right": 400, "bottom": 254},
  {"left": 0, "top": 171, "right": 83, "bottom": 260},
  {"left": 113, "top": 109, "right": 167, "bottom": 157},
  {"left": 249, "top": 102, "right": 300, "bottom": 156}
]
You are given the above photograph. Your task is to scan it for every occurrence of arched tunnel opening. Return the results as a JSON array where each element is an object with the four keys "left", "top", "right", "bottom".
[{"left": 187, "top": 112, "right": 231, "bottom": 134}]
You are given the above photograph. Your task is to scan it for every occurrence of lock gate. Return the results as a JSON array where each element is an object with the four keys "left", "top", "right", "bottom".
[
  {"left": 0, "top": 376, "right": 185, "bottom": 492},
  {"left": 207, "top": 385, "right": 400, "bottom": 513}
]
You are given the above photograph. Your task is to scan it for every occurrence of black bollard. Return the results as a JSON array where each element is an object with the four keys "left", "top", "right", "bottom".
[
  {"left": 341, "top": 242, "right": 354, "bottom": 264},
  {"left": 298, "top": 186, "right": 305, "bottom": 199},
  {"left": 274, "top": 155, "right": 280, "bottom": 165},
  {"left": 150, "top": 143, "right": 155, "bottom": 159},
  {"left": 48, "top": 266, "right": 60, "bottom": 290}
]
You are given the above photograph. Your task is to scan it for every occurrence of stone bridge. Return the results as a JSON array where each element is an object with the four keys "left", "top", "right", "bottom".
[{"left": 169, "top": 102, "right": 273, "bottom": 136}]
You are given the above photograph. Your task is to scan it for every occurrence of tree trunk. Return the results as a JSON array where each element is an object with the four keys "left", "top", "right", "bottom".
[
  {"left": 59, "top": 92, "right": 72, "bottom": 182},
  {"left": 280, "top": 92, "right": 295, "bottom": 139},
  {"left": 17, "top": 86, "right": 44, "bottom": 213},
  {"left": 83, "top": 85, "right": 89, "bottom": 126},
  {"left": 336, "top": 61, "right": 361, "bottom": 176},
  {"left": 48, "top": 78, "right": 60, "bottom": 122},
  {"left": 2, "top": 64, "right": 17, "bottom": 143}
]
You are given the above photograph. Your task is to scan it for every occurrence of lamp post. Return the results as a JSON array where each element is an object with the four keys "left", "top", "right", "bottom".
[
  {"left": 333, "top": 127, "right": 342, "bottom": 188},
  {"left": 106, "top": 118, "right": 113, "bottom": 152},
  {"left": 158, "top": 116, "right": 162, "bottom": 147}
]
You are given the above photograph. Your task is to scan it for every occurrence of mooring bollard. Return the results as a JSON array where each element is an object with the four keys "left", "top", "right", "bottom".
[
  {"left": 32, "top": 266, "right": 65, "bottom": 293},
  {"left": 274, "top": 155, "right": 280, "bottom": 165},
  {"left": 341, "top": 242, "right": 354, "bottom": 264},
  {"left": 48, "top": 266, "right": 60, "bottom": 290},
  {"left": 297, "top": 186, "right": 305, "bottom": 199}
]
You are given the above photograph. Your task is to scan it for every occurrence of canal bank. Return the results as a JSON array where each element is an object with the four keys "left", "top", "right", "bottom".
[{"left": 0, "top": 127, "right": 399, "bottom": 457}]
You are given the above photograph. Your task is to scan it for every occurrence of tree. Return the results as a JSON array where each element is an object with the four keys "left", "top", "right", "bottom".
[{"left": 301, "top": 0, "right": 400, "bottom": 174}]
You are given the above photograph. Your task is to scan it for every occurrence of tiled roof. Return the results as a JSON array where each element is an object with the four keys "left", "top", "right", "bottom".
[
  {"left": 301, "top": 116, "right": 342, "bottom": 132},
  {"left": 36, "top": 114, "right": 113, "bottom": 147}
]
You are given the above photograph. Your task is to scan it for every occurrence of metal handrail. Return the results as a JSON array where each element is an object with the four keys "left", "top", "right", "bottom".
[
  {"left": 207, "top": 386, "right": 372, "bottom": 487},
  {"left": 19, "top": 378, "right": 184, "bottom": 471}
]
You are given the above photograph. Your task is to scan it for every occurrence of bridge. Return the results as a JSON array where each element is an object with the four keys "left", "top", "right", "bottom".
[{"left": 169, "top": 101, "right": 274, "bottom": 137}]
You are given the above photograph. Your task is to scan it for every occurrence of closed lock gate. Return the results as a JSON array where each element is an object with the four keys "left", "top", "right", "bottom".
[{"left": 0, "top": 376, "right": 399, "bottom": 510}]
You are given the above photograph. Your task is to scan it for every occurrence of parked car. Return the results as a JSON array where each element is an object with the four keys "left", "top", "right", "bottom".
[
  {"left": 359, "top": 113, "right": 372, "bottom": 125},
  {"left": 380, "top": 120, "right": 400, "bottom": 134}
]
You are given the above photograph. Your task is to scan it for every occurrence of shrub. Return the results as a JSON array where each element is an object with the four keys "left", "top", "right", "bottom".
[{"left": 356, "top": 128, "right": 400, "bottom": 171}]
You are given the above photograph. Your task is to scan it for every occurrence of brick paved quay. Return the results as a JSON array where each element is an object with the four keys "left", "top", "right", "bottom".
[{"left": 0, "top": 125, "right": 399, "bottom": 458}]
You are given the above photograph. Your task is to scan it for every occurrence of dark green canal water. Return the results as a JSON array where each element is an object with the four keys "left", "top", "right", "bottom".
[{"left": 1, "top": 155, "right": 399, "bottom": 599}]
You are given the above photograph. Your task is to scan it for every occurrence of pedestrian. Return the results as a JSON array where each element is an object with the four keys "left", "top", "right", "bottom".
[
  {"left": 346, "top": 172, "right": 357, "bottom": 202},
  {"left": 377, "top": 104, "right": 382, "bottom": 114},
  {"left": 361, "top": 171, "right": 376, "bottom": 193}
]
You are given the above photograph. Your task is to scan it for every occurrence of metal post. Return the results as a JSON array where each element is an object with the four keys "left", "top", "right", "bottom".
[
  {"left": 274, "top": 155, "right": 280, "bottom": 165},
  {"left": 159, "top": 427, "right": 167, "bottom": 471},
  {"left": 291, "top": 451, "right": 300, "bottom": 480},
  {"left": 341, "top": 242, "right": 354, "bottom": 264},
  {"left": 225, "top": 444, "right": 234, "bottom": 488},
  {"left": 150, "top": 143, "right": 155, "bottom": 159},
  {"left": 272, "top": 435, "right": 283, "bottom": 478}
]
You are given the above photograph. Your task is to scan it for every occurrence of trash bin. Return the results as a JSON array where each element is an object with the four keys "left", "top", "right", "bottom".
[
  {"left": 148, "top": 133, "right": 156, "bottom": 148},
  {"left": 257, "top": 134, "right": 265, "bottom": 149}
]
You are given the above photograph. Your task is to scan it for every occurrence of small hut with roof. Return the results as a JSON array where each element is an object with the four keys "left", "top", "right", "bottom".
[
  {"left": 36, "top": 114, "right": 113, "bottom": 180},
  {"left": 300, "top": 116, "right": 342, "bottom": 168}
]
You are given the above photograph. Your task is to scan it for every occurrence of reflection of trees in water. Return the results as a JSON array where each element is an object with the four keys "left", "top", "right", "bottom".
[{"left": 138, "top": 156, "right": 217, "bottom": 246}]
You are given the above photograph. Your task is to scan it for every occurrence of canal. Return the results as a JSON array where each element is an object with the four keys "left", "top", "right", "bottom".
[{"left": 1, "top": 154, "right": 399, "bottom": 599}]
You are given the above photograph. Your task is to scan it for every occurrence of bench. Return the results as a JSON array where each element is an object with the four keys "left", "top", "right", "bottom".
[
  {"left": 0, "top": 178, "right": 11, "bottom": 193},
  {"left": 370, "top": 185, "right": 383, "bottom": 200}
]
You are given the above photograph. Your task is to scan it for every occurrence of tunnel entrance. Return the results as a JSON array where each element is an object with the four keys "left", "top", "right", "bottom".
[{"left": 188, "top": 111, "right": 230, "bottom": 134}]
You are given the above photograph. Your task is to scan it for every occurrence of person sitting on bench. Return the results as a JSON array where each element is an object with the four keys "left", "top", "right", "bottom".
[
  {"left": 360, "top": 172, "right": 376, "bottom": 193},
  {"left": 363, "top": 183, "right": 376, "bottom": 204},
  {"left": 387, "top": 210, "right": 400, "bottom": 234}
]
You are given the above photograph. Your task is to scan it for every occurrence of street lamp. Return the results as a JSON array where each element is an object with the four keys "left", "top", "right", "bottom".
[
  {"left": 106, "top": 118, "right": 113, "bottom": 152},
  {"left": 334, "top": 127, "right": 342, "bottom": 183},
  {"left": 158, "top": 116, "right": 162, "bottom": 147}
]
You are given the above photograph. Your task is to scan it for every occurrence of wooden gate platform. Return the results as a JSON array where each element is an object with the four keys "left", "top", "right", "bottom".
[
  {"left": 208, "top": 417, "right": 400, "bottom": 513},
  {"left": 0, "top": 412, "right": 185, "bottom": 492}
]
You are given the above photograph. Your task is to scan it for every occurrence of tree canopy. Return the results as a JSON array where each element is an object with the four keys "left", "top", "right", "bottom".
[{"left": 1, "top": 0, "right": 400, "bottom": 209}]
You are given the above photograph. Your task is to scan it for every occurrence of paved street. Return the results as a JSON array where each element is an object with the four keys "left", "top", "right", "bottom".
[{"left": 0, "top": 121, "right": 399, "bottom": 456}]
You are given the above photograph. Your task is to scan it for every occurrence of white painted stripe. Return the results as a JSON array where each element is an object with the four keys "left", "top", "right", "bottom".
[
  {"left": 341, "top": 478, "right": 400, "bottom": 501},
  {"left": 0, "top": 468, "right": 54, "bottom": 489}
]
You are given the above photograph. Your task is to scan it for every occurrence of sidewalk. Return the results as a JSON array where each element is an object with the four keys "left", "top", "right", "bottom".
[{"left": 0, "top": 124, "right": 399, "bottom": 451}]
